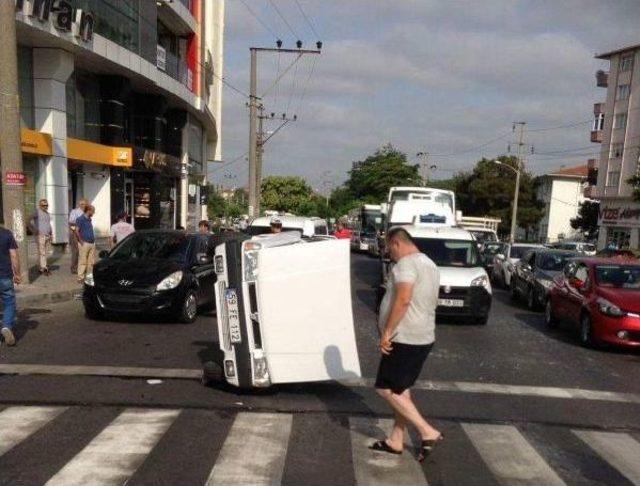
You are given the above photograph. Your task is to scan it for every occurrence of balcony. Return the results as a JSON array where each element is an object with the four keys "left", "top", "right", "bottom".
[
  {"left": 596, "top": 70, "right": 608, "bottom": 88},
  {"left": 157, "top": 45, "right": 193, "bottom": 91},
  {"left": 591, "top": 130, "right": 603, "bottom": 143},
  {"left": 584, "top": 185, "right": 598, "bottom": 199},
  {"left": 593, "top": 102, "right": 605, "bottom": 115}
]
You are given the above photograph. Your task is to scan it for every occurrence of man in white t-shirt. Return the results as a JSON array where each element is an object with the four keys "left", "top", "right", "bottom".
[
  {"left": 110, "top": 213, "right": 135, "bottom": 248},
  {"left": 371, "top": 226, "right": 443, "bottom": 462}
]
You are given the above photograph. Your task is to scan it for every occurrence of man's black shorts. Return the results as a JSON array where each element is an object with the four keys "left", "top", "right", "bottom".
[{"left": 374, "top": 342, "right": 434, "bottom": 394}]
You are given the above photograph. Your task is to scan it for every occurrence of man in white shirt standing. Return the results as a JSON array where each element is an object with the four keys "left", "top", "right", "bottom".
[
  {"left": 371, "top": 227, "right": 443, "bottom": 462},
  {"left": 68, "top": 198, "right": 87, "bottom": 274},
  {"left": 110, "top": 213, "right": 135, "bottom": 248}
]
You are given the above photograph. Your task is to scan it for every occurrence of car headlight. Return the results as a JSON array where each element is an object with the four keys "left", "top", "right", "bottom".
[
  {"left": 84, "top": 273, "right": 95, "bottom": 287},
  {"left": 597, "top": 297, "right": 625, "bottom": 317},
  {"left": 471, "top": 275, "right": 489, "bottom": 288},
  {"left": 156, "top": 271, "right": 183, "bottom": 291}
]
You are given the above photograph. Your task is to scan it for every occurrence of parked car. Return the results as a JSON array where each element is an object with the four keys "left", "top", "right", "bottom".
[
  {"left": 491, "top": 243, "right": 544, "bottom": 289},
  {"left": 246, "top": 216, "right": 329, "bottom": 238},
  {"left": 510, "top": 249, "right": 579, "bottom": 310},
  {"left": 545, "top": 258, "right": 640, "bottom": 348},
  {"left": 469, "top": 228, "right": 499, "bottom": 247},
  {"left": 596, "top": 248, "right": 639, "bottom": 260},
  {"left": 549, "top": 241, "right": 597, "bottom": 256},
  {"left": 83, "top": 230, "right": 231, "bottom": 323},
  {"left": 480, "top": 242, "right": 506, "bottom": 276}
]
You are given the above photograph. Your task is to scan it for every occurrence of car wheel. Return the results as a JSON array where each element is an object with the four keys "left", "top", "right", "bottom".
[
  {"left": 527, "top": 288, "right": 537, "bottom": 311},
  {"left": 84, "top": 303, "right": 103, "bottom": 321},
  {"left": 579, "top": 313, "right": 594, "bottom": 348},
  {"left": 510, "top": 280, "right": 518, "bottom": 302},
  {"left": 179, "top": 290, "right": 198, "bottom": 324},
  {"left": 544, "top": 299, "right": 557, "bottom": 328}
]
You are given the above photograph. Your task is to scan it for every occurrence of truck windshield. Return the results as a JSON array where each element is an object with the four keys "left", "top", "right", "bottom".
[
  {"left": 247, "top": 226, "right": 303, "bottom": 236},
  {"left": 470, "top": 230, "right": 497, "bottom": 243},
  {"left": 414, "top": 238, "right": 480, "bottom": 267}
]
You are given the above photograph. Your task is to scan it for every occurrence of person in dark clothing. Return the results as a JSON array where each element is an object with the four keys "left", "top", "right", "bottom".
[{"left": 0, "top": 227, "right": 22, "bottom": 346}]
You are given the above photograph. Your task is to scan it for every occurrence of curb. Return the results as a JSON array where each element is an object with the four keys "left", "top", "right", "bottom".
[{"left": 15, "top": 287, "right": 81, "bottom": 307}]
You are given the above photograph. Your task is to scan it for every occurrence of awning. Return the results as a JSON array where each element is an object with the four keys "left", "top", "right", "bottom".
[
  {"left": 20, "top": 128, "right": 53, "bottom": 156},
  {"left": 67, "top": 138, "right": 132, "bottom": 167}
]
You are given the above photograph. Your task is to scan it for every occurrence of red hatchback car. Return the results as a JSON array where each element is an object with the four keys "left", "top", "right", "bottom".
[{"left": 544, "top": 258, "right": 640, "bottom": 348}]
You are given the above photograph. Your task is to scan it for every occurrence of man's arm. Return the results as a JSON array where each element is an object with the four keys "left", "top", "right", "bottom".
[
  {"left": 380, "top": 282, "right": 414, "bottom": 354},
  {"left": 10, "top": 249, "right": 21, "bottom": 284}
]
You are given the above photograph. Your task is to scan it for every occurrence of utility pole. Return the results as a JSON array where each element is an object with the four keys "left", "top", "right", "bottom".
[
  {"left": 247, "top": 43, "right": 322, "bottom": 218},
  {"left": 255, "top": 105, "right": 265, "bottom": 216},
  {"left": 0, "top": 1, "right": 28, "bottom": 280},
  {"left": 510, "top": 122, "right": 526, "bottom": 244},
  {"left": 416, "top": 151, "right": 436, "bottom": 184}
]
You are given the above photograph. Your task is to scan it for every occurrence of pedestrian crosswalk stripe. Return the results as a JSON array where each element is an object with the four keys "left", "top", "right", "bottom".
[
  {"left": 206, "top": 412, "right": 292, "bottom": 486},
  {"left": 462, "top": 423, "right": 566, "bottom": 485},
  {"left": 0, "top": 406, "right": 66, "bottom": 456},
  {"left": 44, "top": 408, "right": 180, "bottom": 486},
  {"left": 573, "top": 430, "right": 640, "bottom": 485},
  {"left": 349, "top": 417, "right": 428, "bottom": 486}
]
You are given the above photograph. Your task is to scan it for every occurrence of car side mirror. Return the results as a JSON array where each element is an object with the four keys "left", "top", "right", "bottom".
[
  {"left": 569, "top": 277, "right": 584, "bottom": 290},
  {"left": 196, "top": 253, "right": 213, "bottom": 265},
  {"left": 523, "top": 264, "right": 532, "bottom": 272},
  {"left": 99, "top": 250, "right": 109, "bottom": 259}
]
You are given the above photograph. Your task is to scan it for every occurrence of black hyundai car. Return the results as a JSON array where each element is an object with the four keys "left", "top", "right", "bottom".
[{"left": 83, "top": 230, "right": 231, "bottom": 323}]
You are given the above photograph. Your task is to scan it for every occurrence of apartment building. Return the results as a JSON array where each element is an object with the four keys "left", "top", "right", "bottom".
[
  {"left": 2, "top": 0, "right": 224, "bottom": 244},
  {"left": 536, "top": 165, "right": 588, "bottom": 244},
  {"left": 591, "top": 43, "right": 640, "bottom": 250}
]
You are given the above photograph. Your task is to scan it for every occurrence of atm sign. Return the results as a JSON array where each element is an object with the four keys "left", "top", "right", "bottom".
[{"left": 5, "top": 172, "right": 26, "bottom": 186}]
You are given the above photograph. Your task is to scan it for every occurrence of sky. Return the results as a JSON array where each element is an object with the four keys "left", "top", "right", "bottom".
[{"left": 211, "top": 0, "right": 640, "bottom": 193}]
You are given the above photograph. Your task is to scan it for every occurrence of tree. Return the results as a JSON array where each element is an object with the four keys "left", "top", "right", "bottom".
[
  {"left": 571, "top": 200, "right": 600, "bottom": 240},
  {"left": 207, "top": 189, "right": 227, "bottom": 218},
  {"left": 260, "top": 175, "right": 315, "bottom": 214},
  {"left": 628, "top": 175, "right": 640, "bottom": 202},
  {"left": 453, "top": 156, "right": 544, "bottom": 239}
]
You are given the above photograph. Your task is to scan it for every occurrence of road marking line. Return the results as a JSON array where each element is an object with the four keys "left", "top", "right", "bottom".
[
  {"left": 462, "top": 423, "right": 566, "bottom": 485},
  {"left": 573, "top": 430, "right": 640, "bottom": 484},
  {"left": 45, "top": 408, "right": 180, "bottom": 486},
  {"left": 206, "top": 412, "right": 291, "bottom": 486},
  {"left": 349, "top": 417, "right": 428, "bottom": 486},
  {"left": 0, "top": 406, "right": 66, "bottom": 456},
  {"left": 2, "top": 363, "right": 639, "bottom": 405}
]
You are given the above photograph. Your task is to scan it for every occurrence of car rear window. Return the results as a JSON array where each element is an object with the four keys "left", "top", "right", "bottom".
[
  {"left": 595, "top": 265, "right": 640, "bottom": 289},
  {"left": 538, "top": 253, "right": 578, "bottom": 271}
]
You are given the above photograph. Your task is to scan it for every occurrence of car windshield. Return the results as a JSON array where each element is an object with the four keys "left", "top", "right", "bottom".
[
  {"left": 509, "top": 246, "right": 536, "bottom": 259},
  {"left": 109, "top": 233, "right": 190, "bottom": 262},
  {"left": 538, "top": 253, "right": 578, "bottom": 271},
  {"left": 595, "top": 265, "right": 640, "bottom": 289},
  {"left": 247, "top": 225, "right": 303, "bottom": 236},
  {"left": 470, "top": 231, "right": 497, "bottom": 243},
  {"left": 414, "top": 238, "right": 480, "bottom": 267}
]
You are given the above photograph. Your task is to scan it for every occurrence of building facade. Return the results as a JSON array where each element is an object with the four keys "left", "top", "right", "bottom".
[
  {"left": 591, "top": 43, "right": 640, "bottom": 250},
  {"left": 536, "top": 165, "right": 589, "bottom": 244},
  {"left": 5, "top": 0, "right": 224, "bottom": 244}
]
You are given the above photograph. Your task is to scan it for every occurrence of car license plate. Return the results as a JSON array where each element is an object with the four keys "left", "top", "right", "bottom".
[
  {"left": 438, "top": 298, "right": 464, "bottom": 307},
  {"left": 225, "top": 289, "right": 242, "bottom": 343}
]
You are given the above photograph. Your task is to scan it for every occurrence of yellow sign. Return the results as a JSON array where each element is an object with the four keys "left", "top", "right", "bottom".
[
  {"left": 67, "top": 138, "right": 132, "bottom": 167},
  {"left": 20, "top": 128, "right": 53, "bottom": 156}
]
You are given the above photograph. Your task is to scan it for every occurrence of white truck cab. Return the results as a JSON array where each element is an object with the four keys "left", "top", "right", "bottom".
[
  {"left": 247, "top": 215, "right": 329, "bottom": 238},
  {"left": 405, "top": 225, "right": 492, "bottom": 325},
  {"left": 382, "top": 187, "right": 456, "bottom": 228},
  {"left": 212, "top": 232, "right": 361, "bottom": 388}
]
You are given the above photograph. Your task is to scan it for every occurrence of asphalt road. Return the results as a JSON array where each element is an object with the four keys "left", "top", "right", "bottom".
[{"left": 1, "top": 253, "right": 640, "bottom": 485}]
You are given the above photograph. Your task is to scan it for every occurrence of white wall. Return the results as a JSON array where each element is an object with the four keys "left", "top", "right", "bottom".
[
  {"left": 79, "top": 166, "right": 111, "bottom": 238},
  {"left": 545, "top": 178, "right": 585, "bottom": 242}
]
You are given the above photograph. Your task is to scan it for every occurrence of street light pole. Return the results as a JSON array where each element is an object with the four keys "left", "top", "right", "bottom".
[{"left": 493, "top": 160, "right": 521, "bottom": 244}]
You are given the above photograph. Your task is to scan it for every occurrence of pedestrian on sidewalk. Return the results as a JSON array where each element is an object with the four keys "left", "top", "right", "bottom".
[
  {"left": 68, "top": 198, "right": 87, "bottom": 274},
  {"left": 110, "top": 212, "right": 134, "bottom": 248},
  {"left": 371, "top": 227, "right": 443, "bottom": 462},
  {"left": 0, "top": 226, "right": 22, "bottom": 346},
  {"left": 28, "top": 199, "right": 53, "bottom": 275},
  {"left": 76, "top": 205, "right": 96, "bottom": 284}
]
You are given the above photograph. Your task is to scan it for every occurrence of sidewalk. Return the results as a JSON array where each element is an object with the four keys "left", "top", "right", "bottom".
[{"left": 15, "top": 251, "right": 83, "bottom": 306}]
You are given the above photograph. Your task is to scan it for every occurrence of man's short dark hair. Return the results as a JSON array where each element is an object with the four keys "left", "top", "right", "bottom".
[
  {"left": 386, "top": 226, "right": 415, "bottom": 245},
  {"left": 198, "top": 220, "right": 210, "bottom": 229}
]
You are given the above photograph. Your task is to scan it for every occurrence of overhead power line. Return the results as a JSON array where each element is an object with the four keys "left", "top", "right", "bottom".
[
  {"left": 428, "top": 131, "right": 512, "bottom": 157},
  {"left": 293, "top": 0, "right": 320, "bottom": 38},
  {"left": 239, "top": 0, "right": 279, "bottom": 38},
  {"left": 210, "top": 152, "right": 249, "bottom": 173},
  {"left": 268, "top": 0, "right": 300, "bottom": 40}
]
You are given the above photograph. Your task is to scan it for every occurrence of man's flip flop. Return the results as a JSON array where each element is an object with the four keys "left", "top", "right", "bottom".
[
  {"left": 418, "top": 434, "right": 444, "bottom": 462},
  {"left": 369, "top": 440, "right": 402, "bottom": 455}
]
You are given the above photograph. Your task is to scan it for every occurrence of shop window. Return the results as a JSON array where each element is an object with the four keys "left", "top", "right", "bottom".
[{"left": 607, "top": 228, "right": 631, "bottom": 249}]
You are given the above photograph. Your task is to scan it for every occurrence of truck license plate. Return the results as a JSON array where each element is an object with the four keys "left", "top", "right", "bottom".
[
  {"left": 438, "top": 298, "right": 464, "bottom": 307},
  {"left": 225, "top": 289, "right": 242, "bottom": 343}
]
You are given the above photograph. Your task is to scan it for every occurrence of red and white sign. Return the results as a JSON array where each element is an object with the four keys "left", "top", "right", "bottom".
[
  {"left": 600, "top": 204, "right": 640, "bottom": 227},
  {"left": 5, "top": 171, "right": 26, "bottom": 186}
]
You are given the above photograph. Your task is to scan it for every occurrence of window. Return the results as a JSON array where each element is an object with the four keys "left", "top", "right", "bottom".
[
  {"left": 592, "top": 113, "right": 604, "bottom": 131},
  {"left": 606, "top": 170, "right": 621, "bottom": 187},
  {"left": 620, "top": 55, "right": 634, "bottom": 72},
  {"left": 616, "top": 84, "right": 630, "bottom": 100},
  {"left": 609, "top": 142, "right": 624, "bottom": 159},
  {"left": 17, "top": 46, "right": 34, "bottom": 129},
  {"left": 414, "top": 238, "right": 480, "bottom": 267},
  {"left": 606, "top": 228, "right": 631, "bottom": 249},
  {"left": 614, "top": 113, "right": 627, "bottom": 130}
]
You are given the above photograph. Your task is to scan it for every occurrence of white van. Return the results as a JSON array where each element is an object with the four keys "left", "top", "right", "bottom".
[
  {"left": 405, "top": 225, "right": 492, "bottom": 325},
  {"left": 211, "top": 232, "right": 361, "bottom": 388},
  {"left": 247, "top": 215, "right": 329, "bottom": 238}
]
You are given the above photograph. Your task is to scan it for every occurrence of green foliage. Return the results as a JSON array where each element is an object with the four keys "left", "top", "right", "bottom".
[
  {"left": 628, "top": 175, "right": 640, "bottom": 202},
  {"left": 260, "top": 176, "right": 316, "bottom": 215},
  {"left": 207, "top": 186, "right": 248, "bottom": 219},
  {"left": 571, "top": 200, "right": 600, "bottom": 240},
  {"left": 207, "top": 190, "right": 227, "bottom": 218},
  {"left": 452, "top": 156, "right": 544, "bottom": 238}
]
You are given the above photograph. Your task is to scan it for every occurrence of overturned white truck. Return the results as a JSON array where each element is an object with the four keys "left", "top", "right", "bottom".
[{"left": 212, "top": 232, "right": 362, "bottom": 388}]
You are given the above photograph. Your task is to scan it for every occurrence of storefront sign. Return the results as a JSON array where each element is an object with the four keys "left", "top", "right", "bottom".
[
  {"left": 5, "top": 172, "right": 26, "bottom": 186},
  {"left": 16, "top": 0, "right": 95, "bottom": 42},
  {"left": 67, "top": 138, "right": 132, "bottom": 167},
  {"left": 600, "top": 204, "right": 640, "bottom": 227},
  {"left": 20, "top": 128, "right": 53, "bottom": 156},
  {"left": 136, "top": 148, "right": 181, "bottom": 176}
]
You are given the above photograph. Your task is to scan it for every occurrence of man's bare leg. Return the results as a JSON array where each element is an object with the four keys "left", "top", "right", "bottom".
[
  {"left": 386, "top": 411, "right": 407, "bottom": 451},
  {"left": 377, "top": 388, "right": 440, "bottom": 441}
]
